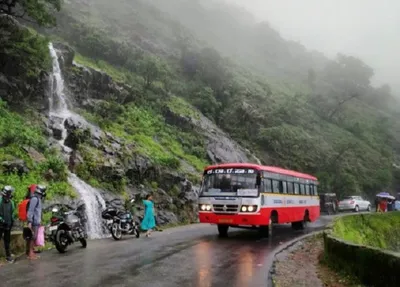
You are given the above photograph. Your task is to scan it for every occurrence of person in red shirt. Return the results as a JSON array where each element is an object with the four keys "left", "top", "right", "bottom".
[{"left": 378, "top": 199, "right": 387, "bottom": 213}]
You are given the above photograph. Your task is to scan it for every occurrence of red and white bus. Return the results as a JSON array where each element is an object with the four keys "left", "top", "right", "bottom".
[{"left": 198, "top": 163, "right": 320, "bottom": 237}]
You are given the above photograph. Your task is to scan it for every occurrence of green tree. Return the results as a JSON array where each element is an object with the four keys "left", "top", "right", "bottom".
[
  {"left": 0, "top": 0, "right": 62, "bottom": 26},
  {"left": 189, "top": 86, "right": 220, "bottom": 120},
  {"left": 137, "top": 55, "right": 167, "bottom": 89}
]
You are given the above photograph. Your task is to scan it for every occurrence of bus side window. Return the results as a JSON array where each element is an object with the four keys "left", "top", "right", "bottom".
[
  {"left": 305, "top": 184, "right": 310, "bottom": 195},
  {"left": 272, "top": 180, "right": 280, "bottom": 193},
  {"left": 294, "top": 183, "right": 300, "bottom": 195},
  {"left": 280, "top": 181, "right": 287, "bottom": 194},
  {"left": 264, "top": 179, "right": 272, "bottom": 193},
  {"left": 287, "top": 182, "right": 294, "bottom": 194},
  {"left": 300, "top": 184, "right": 305, "bottom": 195},
  {"left": 314, "top": 185, "right": 318, "bottom": 196},
  {"left": 310, "top": 185, "right": 314, "bottom": 195}
]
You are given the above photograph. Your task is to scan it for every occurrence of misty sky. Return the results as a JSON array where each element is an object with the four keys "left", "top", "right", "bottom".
[{"left": 226, "top": 0, "right": 400, "bottom": 94}]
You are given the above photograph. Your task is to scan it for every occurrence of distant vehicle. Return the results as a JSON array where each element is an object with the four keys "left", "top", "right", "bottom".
[
  {"left": 198, "top": 163, "right": 320, "bottom": 237},
  {"left": 338, "top": 196, "right": 371, "bottom": 212},
  {"left": 319, "top": 193, "right": 338, "bottom": 214}
]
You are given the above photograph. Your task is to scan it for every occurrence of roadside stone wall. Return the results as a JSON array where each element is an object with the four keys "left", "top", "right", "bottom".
[{"left": 323, "top": 214, "right": 400, "bottom": 287}]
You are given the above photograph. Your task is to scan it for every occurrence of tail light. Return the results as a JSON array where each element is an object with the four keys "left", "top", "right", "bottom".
[
  {"left": 51, "top": 217, "right": 59, "bottom": 223},
  {"left": 350, "top": 200, "right": 355, "bottom": 204}
]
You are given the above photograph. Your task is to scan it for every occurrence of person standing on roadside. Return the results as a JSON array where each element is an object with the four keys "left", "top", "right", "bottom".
[
  {"left": 0, "top": 186, "right": 16, "bottom": 263},
  {"left": 141, "top": 194, "right": 156, "bottom": 237},
  {"left": 26, "top": 185, "right": 46, "bottom": 260}
]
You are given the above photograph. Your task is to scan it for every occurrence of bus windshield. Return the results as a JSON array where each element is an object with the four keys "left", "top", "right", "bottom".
[{"left": 200, "top": 168, "right": 259, "bottom": 197}]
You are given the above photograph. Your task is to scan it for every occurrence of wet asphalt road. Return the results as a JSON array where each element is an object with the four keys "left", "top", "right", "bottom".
[{"left": 0, "top": 216, "right": 334, "bottom": 287}]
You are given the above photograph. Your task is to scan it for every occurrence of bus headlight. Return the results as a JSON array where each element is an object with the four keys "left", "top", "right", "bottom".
[
  {"left": 199, "top": 204, "right": 212, "bottom": 211},
  {"left": 241, "top": 205, "right": 257, "bottom": 213}
]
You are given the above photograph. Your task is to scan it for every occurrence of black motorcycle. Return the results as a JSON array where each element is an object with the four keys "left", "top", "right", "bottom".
[
  {"left": 102, "top": 199, "right": 140, "bottom": 240},
  {"left": 47, "top": 206, "right": 88, "bottom": 253}
]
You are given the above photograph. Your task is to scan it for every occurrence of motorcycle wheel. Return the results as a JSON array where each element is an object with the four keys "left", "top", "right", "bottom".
[
  {"left": 55, "top": 230, "right": 69, "bottom": 253},
  {"left": 111, "top": 222, "right": 122, "bottom": 240},
  {"left": 135, "top": 227, "right": 140, "bottom": 238},
  {"left": 80, "top": 238, "right": 87, "bottom": 248}
]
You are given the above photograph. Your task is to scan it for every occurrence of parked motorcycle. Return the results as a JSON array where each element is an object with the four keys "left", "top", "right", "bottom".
[
  {"left": 47, "top": 206, "right": 88, "bottom": 253},
  {"left": 102, "top": 199, "right": 140, "bottom": 240}
]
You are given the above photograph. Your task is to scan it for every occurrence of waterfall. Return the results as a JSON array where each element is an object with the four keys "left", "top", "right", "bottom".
[
  {"left": 48, "top": 42, "right": 107, "bottom": 239},
  {"left": 68, "top": 174, "right": 106, "bottom": 239}
]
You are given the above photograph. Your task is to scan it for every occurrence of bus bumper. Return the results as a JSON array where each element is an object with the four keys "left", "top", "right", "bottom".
[{"left": 198, "top": 212, "right": 266, "bottom": 226}]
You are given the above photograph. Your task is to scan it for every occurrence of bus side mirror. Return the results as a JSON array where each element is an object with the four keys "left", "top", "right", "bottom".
[{"left": 256, "top": 174, "right": 261, "bottom": 186}]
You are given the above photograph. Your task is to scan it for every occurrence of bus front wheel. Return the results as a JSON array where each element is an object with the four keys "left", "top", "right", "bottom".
[{"left": 217, "top": 225, "right": 229, "bottom": 237}]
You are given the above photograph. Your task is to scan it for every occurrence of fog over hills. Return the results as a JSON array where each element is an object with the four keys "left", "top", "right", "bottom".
[{"left": 226, "top": 0, "right": 400, "bottom": 95}]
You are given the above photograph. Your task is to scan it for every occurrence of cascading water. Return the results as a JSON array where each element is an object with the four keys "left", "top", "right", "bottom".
[
  {"left": 48, "top": 42, "right": 107, "bottom": 239},
  {"left": 67, "top": 174, "right": 106, "bottom": 239}
]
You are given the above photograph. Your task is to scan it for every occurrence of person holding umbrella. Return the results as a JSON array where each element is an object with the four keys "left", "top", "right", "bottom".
[{"left": 376, "top": 192, "right": 395, "bottom": 213}]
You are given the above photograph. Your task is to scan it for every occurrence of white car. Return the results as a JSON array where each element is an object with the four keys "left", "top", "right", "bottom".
[{"left": 338, "top": 196, "right": 371, "bottom": 212}]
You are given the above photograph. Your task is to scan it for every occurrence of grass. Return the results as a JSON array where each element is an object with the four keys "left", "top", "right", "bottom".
[
  {"left": 84, "top": 103, "right": 208, "bottom": 172},
  {"left": 332, "top": 212, "right": 400, "bottom": 251},
  {"left": 166, "top": 96, "right": 201, "bottom": 120},
  {"left": 74, "top": 53, "right": 134, "bottom": 83}
]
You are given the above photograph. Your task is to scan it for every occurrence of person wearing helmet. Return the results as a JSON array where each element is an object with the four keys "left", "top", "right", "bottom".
[
  {"left": 26, "top": 185, "right": 46, "bottom": 260},
  {"left": 0, "top": 186, "right": 16, "bottom": 263}
]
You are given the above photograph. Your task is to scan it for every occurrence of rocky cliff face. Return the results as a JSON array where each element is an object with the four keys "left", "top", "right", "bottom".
[
  {"left": 43, "top": 43, "right": 261, "bottom": 225},
  {"left": 0, "top": 15, "right": 49, "bottom": 112}
]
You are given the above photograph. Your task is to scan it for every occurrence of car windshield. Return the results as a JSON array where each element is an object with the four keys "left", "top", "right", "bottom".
[
  {"left": 342, "top": 196, "right": 355, "bottom": 200},
  {"left": 201, "top": 168, "right": 259, "bottom": 197}
]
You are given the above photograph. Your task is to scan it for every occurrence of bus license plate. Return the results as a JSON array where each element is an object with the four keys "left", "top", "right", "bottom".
[{"left": 218, "top": 219, "right": 233, "bottom": 224}]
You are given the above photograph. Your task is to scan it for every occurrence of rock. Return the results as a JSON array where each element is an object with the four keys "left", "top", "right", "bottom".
[
  {"left": 156, "top": 210, "right": 179, "bottom": 225},
  {"left": 163, "top": 105, "right": 254, "bottom": 164},
  {"left": 0, "top": 15, "right": 49, "bottom": 111},
  {"left": 23, "top": 146, "right": 45, "bottom": 163},
  {"left": 43, "top": 196, "right": 83, "bottom": 212},
  {"left": 111, "top": 142, "right": 121, "bottom": 151},
  {"left": 126, "top": 154, "right": 158, "bottom": 184},
  {"left": 48, "top": 116, "right": 65, "bottom": 140},
  {"left": 104, "top": 146, "right": 114, "bottom": 155},
  {"left": 53, "top": 42, "right": 75, "bottom": 68},
  {"left": 1, "top": 159, "right": 29, "bottom": 175},
  {"left": 158, "top": 170, "right": 185, "bottom": 191}
]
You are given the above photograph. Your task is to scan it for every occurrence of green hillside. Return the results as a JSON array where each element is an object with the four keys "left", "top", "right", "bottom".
[{"left": 2, "top": 0, "right": 400, "bottom": 200}]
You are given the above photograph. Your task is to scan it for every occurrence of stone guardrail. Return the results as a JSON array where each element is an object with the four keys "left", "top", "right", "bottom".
[{"left": 323, "top": 215, "right": 400, "bottom": 287}]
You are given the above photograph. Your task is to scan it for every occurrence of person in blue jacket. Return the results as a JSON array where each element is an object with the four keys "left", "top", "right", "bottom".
[
  {"left": 141, "top": 194, "right": 156, "bottom": 237},
  {"left": 0, "top": 186, "right": 16, "bottom": 263}
]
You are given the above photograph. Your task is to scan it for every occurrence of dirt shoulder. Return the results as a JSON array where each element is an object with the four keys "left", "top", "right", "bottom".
[{"left": 271, "top": 234, "right": 363, "bottom": 287}]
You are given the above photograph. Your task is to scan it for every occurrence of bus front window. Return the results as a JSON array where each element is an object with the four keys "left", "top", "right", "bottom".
[{"left": 200, "top": 170, "right": 259, "bottom": 197}]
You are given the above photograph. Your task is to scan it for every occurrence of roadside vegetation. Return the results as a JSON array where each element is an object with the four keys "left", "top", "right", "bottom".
[
  {"left": 0, "top": 100, "right": 75, "bottom": 203},
  {"left": 332, "top": 212, "right": 400, "bottom": 251}
]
